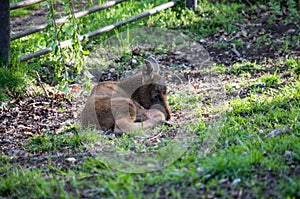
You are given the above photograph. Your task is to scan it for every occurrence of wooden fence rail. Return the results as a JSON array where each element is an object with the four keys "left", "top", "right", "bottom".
[
  {"left": 10, "top": 0, "right": 46, "bottom": 10},
  {"left": 20, "top": 1, "right": 176, "bottom": 62},
  {"left": 186, "top": 0, "right": 197, "bottom": 11},
  {"left": 0, "top": 0, "right": 10, "bottom": 65},
  {"left": 11, "top": 0, "right": 128, "bottom": 41},
  {"left": 0, "top": 0, "right": 197, "bottom": 64}
]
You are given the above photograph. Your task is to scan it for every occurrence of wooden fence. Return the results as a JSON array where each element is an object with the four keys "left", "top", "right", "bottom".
[{"left": 0, "top": 0, "right": 197, "bottom": 64}]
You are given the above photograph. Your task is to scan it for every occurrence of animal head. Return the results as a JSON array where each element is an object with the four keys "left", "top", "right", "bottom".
[{"left": 132, "top": 56, "right": 172, "bottom": 120}]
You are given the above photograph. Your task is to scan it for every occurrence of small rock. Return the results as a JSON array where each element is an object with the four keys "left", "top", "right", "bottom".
[
  {"left": 241, "top": 29, "right": 248, "bottom": 37},
  {"left": 8, "top": 149, "right": 27, "bottom": 157},
  {"left": 1, "top": 139, "right": 13, "bottom": 144},
  {"left": 286, "top": 29, "right": 296, "bottom": 34},
  {"left": 173, "top": 51, "right": 182, "bottom": 55},
  {"left": 231, "top": 83, "right": 240, "bottom": 89},
  {"left": 283, "top": 126, "right": 291, "bottom": 134},
  {"left": 24, "top": 131, "right": 34, "bottom": 136},
  {"left": 109, "top": 68, "right": 116, "bottom": 73},
  {"left": 65, "top": 132, "right": 74, "bottom": 137},
  {"left": 131, "top": 59, "right": 137, "bottom": 65},
  {"left": 253, "top": 82, "right": 266, "bottom": 88},
  {"left": 196, "top": 167, "right": 204, "bottom": 173},
  {"left": 66, "top": 157, "right": 76, "bottom": 163},
  {"left": 267, "top": 128, "right": 282, "bottom": 138},
  {"left": 219, "top": 178, "right": 228, "bottom": 184},
  {"left": 232, "top": 178, "right": 241, "bottom": 185},
  {"left": 246, "top": 43, "right": 251, "bottom": 49},
  {"left": 283, "top": 150, "right": 293, "bottom": 158}
]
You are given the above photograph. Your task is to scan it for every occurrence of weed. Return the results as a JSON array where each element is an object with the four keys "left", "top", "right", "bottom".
[
  {"left": 258, "top": 73, "right": 281, "bottom": 87},
  {"left": 27, "top": 130, "right": 81, "bottom": 152},
  {"left": 293, "top": 61, "right": 300, "bottom": 76},
  {"left": 230, "top": 61, "right": 262, "bottom": 75}
]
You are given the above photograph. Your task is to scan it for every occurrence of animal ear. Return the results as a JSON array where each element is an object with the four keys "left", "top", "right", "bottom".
[{"left": 142, "top": 56, "right": 159, "bottom": 83}]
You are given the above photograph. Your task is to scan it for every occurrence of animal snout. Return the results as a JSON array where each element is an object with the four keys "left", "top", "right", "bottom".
[{"left": 150, "top": 104, "right": 171, "bottom": 120}]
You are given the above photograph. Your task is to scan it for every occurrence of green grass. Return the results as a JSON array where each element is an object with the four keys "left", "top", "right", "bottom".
[
  {"left": 147, "top": 0, "right": 245, "bottom": 35},
  {"left": 10, "top": 0, "right": 43, "bottom": 17},
  {"left": 27, "top": 131, "right": 81, "bottom": 152},
  {"left": 1, "top": 0, "right": 300, "bottom": 198},
  {"left": 10, "top": 4, "right": 41, "bottom": 17},
  {"left": 1, "top": 76, "right": 299, "bottom": 197},
  {"left": 9, "top": 0, "right": 246, "bottom": 64},
  {"left": 7, "top": 0, "right": 298, "bottom": 91},
  {"left": 0, "top": 64, "right": 27, "bottom": 101}
]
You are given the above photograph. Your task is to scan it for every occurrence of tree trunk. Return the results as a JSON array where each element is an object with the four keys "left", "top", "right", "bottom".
[
  {"left": 0, "top": 0, "right": 10, "bottom": 65},
  {"left": 186, "top": 0, "right": 197, "bottom": 11}
]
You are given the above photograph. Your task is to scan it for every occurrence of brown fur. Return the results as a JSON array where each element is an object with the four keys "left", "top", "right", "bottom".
[{"left": 81, "top": 57, "right": 171, "bottom": 133}]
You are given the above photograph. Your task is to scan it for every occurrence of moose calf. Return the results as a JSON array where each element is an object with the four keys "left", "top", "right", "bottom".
[{"left": 81, "top": 56, "right": 171, "bottom": 133}]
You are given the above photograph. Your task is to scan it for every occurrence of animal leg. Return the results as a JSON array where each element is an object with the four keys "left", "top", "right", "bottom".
[{"left": 115, "top": 109, "right": 166, "bottom": 133}]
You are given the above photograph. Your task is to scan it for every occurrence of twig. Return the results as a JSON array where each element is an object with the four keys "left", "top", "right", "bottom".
[
  {"left": 34, "top": 70, "right": 49, "bottom": 97},
  {"left": 147, "top": 131, "right": 163, "bottom": 142},
  {"left": 231, "top": 43, "right": 241, "bottom": 57}
]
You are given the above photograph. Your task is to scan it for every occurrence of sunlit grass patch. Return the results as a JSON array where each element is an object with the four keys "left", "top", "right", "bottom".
[{"left": 26, "top": 128, "right": 81, "bottom": 152}]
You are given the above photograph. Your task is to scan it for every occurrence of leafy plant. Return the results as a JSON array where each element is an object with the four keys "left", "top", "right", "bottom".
[
  {"left": 230, "top": 62, "right": 262, "bottom": 75},
  {"left": 27, "top": 130, "right": 81, "bottom": 152},
  {"left": 41, "top": 0, "right": 86, "bottom": 90},
  {"left": 259, "top": 72, "right": 281, "bottom": 87}
]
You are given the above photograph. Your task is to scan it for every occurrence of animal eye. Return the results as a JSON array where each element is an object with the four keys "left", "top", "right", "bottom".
[{"left": 151, "top": 92, "right": 161, "bottom": 101}]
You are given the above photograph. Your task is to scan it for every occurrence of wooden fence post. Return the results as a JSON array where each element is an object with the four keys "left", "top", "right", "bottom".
[
  {"left": 186, "top": 0, "right": 197, "bottom": 11},
  {"left": 0, "top": 0, "right": 10, "bottom": 65}
]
